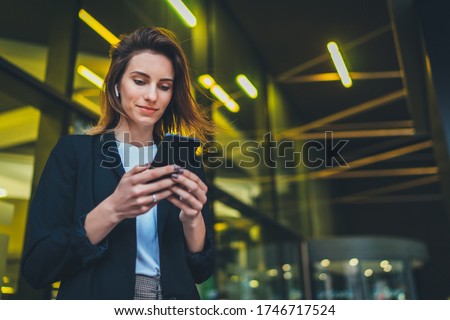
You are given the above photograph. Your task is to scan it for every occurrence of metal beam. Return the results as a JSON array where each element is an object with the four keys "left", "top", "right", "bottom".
[{"left": 279, "top": 90, "right": 406, "bottom": 139}]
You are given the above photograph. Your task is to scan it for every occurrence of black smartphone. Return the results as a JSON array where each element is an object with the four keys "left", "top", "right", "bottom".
[{"left": 150, "top": 134, "right": 201, "bottom": 170}]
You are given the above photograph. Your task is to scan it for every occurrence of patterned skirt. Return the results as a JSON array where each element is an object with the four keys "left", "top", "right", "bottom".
[{"left": 134, "top": 274, "right": 163, "bottom": 300}]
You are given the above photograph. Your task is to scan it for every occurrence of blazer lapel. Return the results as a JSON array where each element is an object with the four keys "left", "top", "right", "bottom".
[{"left": 100, "top": 132, "right": 126, "bottom": 179}]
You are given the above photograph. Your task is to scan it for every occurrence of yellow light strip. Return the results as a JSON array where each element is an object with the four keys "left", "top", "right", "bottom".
[
  {"left": 0, "top": 188, "right": 7, "bottom": 198},
  {"left": 77, "top": 65, "right": 104, "bottom": 89},
  {"left": 236, "top": 74, "right": 258, "bottom": 98},
  {"left": 211, "top": 85, "right": 239, "bottom": 112},
  {"left": 78, "top": 9, "right": 119, "bottom": 45},
  {"left": 198, "top": 74, "right": 216, "bottom": 89},
  {"left": 327, "top": 42, "right": 352, "bottom": 88},
  {"left": 1, "top": 286, "right": 14, "bottom": 294},
  {"left": 199, "top": 74, "right": 240, "bottom": 112},
  {"left": 166, "top": 0, "right": 197, "bottom": 28}
]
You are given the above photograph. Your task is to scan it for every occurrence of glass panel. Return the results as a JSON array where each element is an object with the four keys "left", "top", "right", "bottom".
[
  {"left": 213, "top": 201, "right": 303, "bottom": 299},
  {"left": 0, "top": 1, "right": 51, "bottom": 81},
  {"left": 361, "top": 260, "right": 408, "bottom": 300},
  {"left": 0, "top": 93, "right": 40, "bottom": 299},
  {"left": 312, "top": 259, "right": 364, "bottom": 299}
]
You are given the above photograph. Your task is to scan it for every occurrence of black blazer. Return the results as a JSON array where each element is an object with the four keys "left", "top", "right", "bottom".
[{"left": 21, "top": 133, "right": 214, "bottom": 299}]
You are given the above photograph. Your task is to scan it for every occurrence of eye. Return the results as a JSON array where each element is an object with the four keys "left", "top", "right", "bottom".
[
  {"left": 160, "top": 85, "right": 172, "bottom": 91},
  {"left": 133, "top": 79, "right": 145, "bottom": 86}
]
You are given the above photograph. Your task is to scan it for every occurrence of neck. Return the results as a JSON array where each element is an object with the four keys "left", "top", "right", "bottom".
[{"left": 114, "top": 120, "right": 154, "bottom": 147}]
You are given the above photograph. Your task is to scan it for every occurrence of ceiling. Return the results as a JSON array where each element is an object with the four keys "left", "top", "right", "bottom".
[{"left": 222, "top": 0, "right": 449, "bottom": 245}]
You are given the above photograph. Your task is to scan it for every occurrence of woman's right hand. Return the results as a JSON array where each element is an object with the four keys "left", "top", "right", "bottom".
[
  {"left": 85, "top": 164, "right": 179, "bottom": 245},
  {"left": 108, "top": 164, "right": 180, "bottom": 221}
]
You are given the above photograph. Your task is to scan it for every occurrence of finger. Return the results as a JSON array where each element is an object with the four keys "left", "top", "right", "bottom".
[
  {"left": 171, "top": 173, "right": 207, "bottom": 202},
  {"left": 140, "top": 164, "right": 181, "bottom": 185},
  {"left": 176, "top": 169, "right": 208, "bottom": 192},
  {"left": 137, "top": 189, "right": 175, "bottom": 207},
  {"left": 133, "top": 177, "right": 178, "bottom": 198},
  {"left": 123, "top": 163, "right": 151, "bottom": 179},
  {"left": 170, "top": 185, "right": 205, "bottom": 212}
]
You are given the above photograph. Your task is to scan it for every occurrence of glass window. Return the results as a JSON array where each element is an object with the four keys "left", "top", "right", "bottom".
[
  {"left": 0, "top": 1, "right": 51, "bottom": 81},
  {"left": 0, "top": 93, "right": 40, "bottom": 299},
  {"left": 213, "top": 201, "right": 303, "bottom": 299}
]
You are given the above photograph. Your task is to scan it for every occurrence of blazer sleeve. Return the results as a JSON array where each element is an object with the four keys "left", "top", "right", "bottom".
[
  {"left": 21, "top": 136, "right": 108, "bottom": 289},
  {"left": 185, "top": 163, "right": 215, "bottom": 284}
]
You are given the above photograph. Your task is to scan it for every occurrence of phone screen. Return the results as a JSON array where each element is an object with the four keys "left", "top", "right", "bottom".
[{"left": 150, "top": 134, "right": 201, "bottom": 169}]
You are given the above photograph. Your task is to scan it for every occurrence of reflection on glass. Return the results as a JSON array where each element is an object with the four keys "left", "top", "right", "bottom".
[
  {"left": 312, "top": 259, "right": 408, "bottom": 300},
  {"left": 209, "top": 201, "right": 303, "bottom": 299},
  {"left": 0, "top": 93, "right": 40, "bottom": 299}
]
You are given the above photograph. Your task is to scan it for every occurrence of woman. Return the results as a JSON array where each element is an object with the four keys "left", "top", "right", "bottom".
[{"left": 21, "top": 27, "right": 215, "bottom": 299}]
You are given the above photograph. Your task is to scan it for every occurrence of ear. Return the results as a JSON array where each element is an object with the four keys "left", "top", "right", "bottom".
[{"left": 114, "top": 84, "right": 120, "bottom": 98}]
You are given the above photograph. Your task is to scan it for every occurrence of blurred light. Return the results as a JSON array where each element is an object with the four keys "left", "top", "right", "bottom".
[
  {"left": 266, "top": 269, "right": 278, "bottom": 277},
  {"left": 198, "top": 74, "right": 216, "bottom": 89},
  {"left": 249, "top": 225, "right": 260, "bottom": 241},
  {"left": 78, "top": 9, "right": 119, "bottom": 45},
  {"left": 318, "top": 273, "right": 328, "bottom": 281},
  {"left": 214, "top": 222, "right": 228, "bottom": 233},
  {"left": 383, "top": 264, "right": 393, "bottom": 272},
  {"left": 249, "top": 280, "right": 259, "bottom": 288},
  {"left": 230, "top": 275, "right": 239, "bottom": 282},
  {"left": 1, "top": 286, "right": 14, "bottom": 294},
  {"left": 166, "top": 0, "right": 197, "bottom": 27},
  {"left": 327, "top": 41, "right": 352, "bottom": 88},
  {"left": 198, "top": 74, "right": 240, "bottom": 112},
  {"left": 2, "top": 276, "right": 9, "bottom": 284},
  {"left": 349, "top": 258, "right": 359, "bottom": 267},
  {"left": 282, "top": 264, "right": 291, "bottom": 272},
  {"left": 283, "top": 272, "right": 292, "bottom": 280},
  {"left": 0, "top": 188, "right": 7, "bottom": 198},
  {"left": 236, "top": 74, "right": 258, "bottom": 98},
  {"left": 52, "top": 282, "right": 61, "bottom": 289},
  {"left": 364, "top": 269, "right": 373, "bottom": 277},
  {"left": 398, "top": 293, "right": 406, "bottom": 300},
  {"left": 320, "top": 259, "right": 331, "bottom": 267},
  {"left": 210, "top": 84, "right": 240, "bottom": 113},
  {"left": 380, "top": 260, "right": 390, "bottom": 268},
  {"left": 77, "top": 65, "right": 104, "bottom": 89}
]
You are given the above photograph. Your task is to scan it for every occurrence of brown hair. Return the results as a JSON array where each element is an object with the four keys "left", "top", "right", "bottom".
[{"left": 86, "top": 26, "right": 214, "bottom": 142}]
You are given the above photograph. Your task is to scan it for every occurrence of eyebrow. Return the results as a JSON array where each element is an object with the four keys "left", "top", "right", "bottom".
[{"left": 130, "top": 71, "right": 174, "bottom": 82}]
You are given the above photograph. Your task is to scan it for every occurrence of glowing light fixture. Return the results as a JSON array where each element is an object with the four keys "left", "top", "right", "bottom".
[
  {"left": 78, "top": 9, "right": 119, "bottom": 45},
  {"left": 364, "top": 269, "right": 374, "bottom": 277},
  {"left": 320, "top": 259, "right": 331, "bottom": 267},
  {"left": 198, "top": 74, "right": 216, "bottom": 89},
  {"left": 236, "top": 74, "right": 258, "bottom": 98},
  {"left": 166, "top": 0, "right": 197, "bottom": 28},
  {"left": 77, "top": 65, "right": 104, "bottom": 89},
  {"left": 1, "top": 287, "right": 14, "bottom": 294},
  {"left": 199, "top": 74, "right": 240, "bottom": 113},
  {"left": 327, "top": 41, "right": 352, "bottom": 88},
  {"left": 349, "top": 258, "right": 359, "bottom": 266},
  {"left": 0, "top": 188, "right": 7, "bottom": 198}
]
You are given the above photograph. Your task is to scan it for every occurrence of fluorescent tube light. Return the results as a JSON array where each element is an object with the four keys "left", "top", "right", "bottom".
[
  {"left": 327, "top": 42, "right": 352, "bottom": 88},
  {"left": 77, "top": 65, "right": 104, "bottom": 89},
  {"left": 78, "top": 9, "right": 120, "bottom": 45},
  {"left": 236, "top": 74, "right": 258, "bottom": 98},
  {"left": 166, "top": 0, "right": 197, "bottom": 28}
]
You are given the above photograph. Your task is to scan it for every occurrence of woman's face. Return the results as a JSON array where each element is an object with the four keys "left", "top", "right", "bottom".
[{"left": 118, "top": 50, "right": 174, "bottom": 132}]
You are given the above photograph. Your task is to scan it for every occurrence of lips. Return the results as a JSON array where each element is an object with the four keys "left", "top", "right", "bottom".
[{"left": 138, "top": 105, "right": 158, "bottom": 111}]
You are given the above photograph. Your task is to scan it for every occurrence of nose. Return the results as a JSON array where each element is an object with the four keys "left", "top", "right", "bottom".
[{"left": 144, "top": 85, "right": 157, "bottom": 102}]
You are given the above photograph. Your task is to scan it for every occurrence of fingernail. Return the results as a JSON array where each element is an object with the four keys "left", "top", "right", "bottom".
[
  {"left": 174, "top": 165, "right": 181, "bottom": 171},
  {"left": 171, "top": 173, "right": 179, "bottom": 179},
  {"left": 178, "top": 168, "right": 185, "bottom": 174}
]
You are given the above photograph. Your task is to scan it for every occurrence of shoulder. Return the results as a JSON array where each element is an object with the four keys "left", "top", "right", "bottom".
[{"left": 51, "top": 134, "right": 99, "bottom": 159}]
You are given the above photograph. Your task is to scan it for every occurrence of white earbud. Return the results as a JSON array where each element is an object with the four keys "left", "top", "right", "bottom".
[{"left": 114, "top": 84, "right": 120, "bottom": 98}]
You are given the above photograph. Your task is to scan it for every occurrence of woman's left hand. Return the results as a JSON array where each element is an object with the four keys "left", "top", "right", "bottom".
[{"left": 168, "top": 169, "right": 208, "bottom": 223}]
